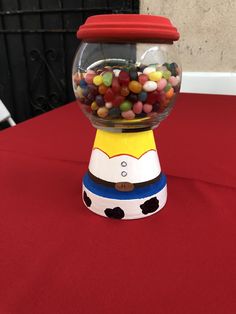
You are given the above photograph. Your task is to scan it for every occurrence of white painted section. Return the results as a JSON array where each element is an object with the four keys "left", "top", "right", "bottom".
[
  {"left": 89, "top": 149, "right": 161, "bottom": 183},
  {"left": 181, "top": 72, "right": 236, "bottom": 95},
  {"left": 82, "top": 184, "right": 167, "bottom": 220}
]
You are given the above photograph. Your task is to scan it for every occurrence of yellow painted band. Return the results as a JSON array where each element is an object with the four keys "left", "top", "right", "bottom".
[{"left": 93, "top": 129, "right": 156, "bottom": 158}]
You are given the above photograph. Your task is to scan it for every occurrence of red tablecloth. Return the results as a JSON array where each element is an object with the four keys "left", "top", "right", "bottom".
[{"left": 0, "top": 93, "right": 235, "bottom": 314}]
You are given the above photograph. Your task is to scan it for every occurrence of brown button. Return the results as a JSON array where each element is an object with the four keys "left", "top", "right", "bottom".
[{"left": 115, "top": 182, "right": 134, "bottom": 192}]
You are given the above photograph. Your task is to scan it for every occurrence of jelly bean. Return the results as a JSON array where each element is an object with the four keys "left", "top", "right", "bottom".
[
  {"left": 91, "top": 101, "right": 98, "bottom": 111},
  {"left": 121, "top": 110, "right": 135, "bottom": 120},
  {"left": 87, "top": 93, "right": 95, "bottom": 102},
  {"left": 109, "top": 107, "right": 121, "bottom": 118},
  {"left": 104, "top": 88, "right": 115, "bottom": 102},
  {"left": 143, "top": 66, "right": 156, "bottom": 75},
  {"left": 128, "top": 81, "right": 142, "bottom": 94},
  {"left": 105, "top": 102, "right": 113, "bottom": 109},
  {"left": 143, "top": 104, "right": 153, "bottom": 113},
  {"left": 120, "top": 100, "right": 132, "bottom": 112},
  {"left": 82, "top": 87, "right": 89, "bottom": 97},
  {"left": 120, "top": 86, "right": 130, "bottom": 97},
  {"left": 148, "top": 71, "right": 162, "bottom": 82},
  {"left": 113, "top": 95, "right": 125, "bottom": 107},
  {"left": 170, "top": 63, "right": 178, "bottom": 76},
  {"left": 168, "top": 76, "right": 179, "bottom": 87},
  {"left": 97, "top": 107, "right": 109, "bottom": 118},
  {"left": 138, "top": 91, "right": 147, "bottom": 102},
  {"left": 102, "top": 72, "right": 113, "bottom": 86},
  {"left": 84, "top": 74, "right": 95, "bottom": 84},
  {"left": 127, "top": 93, "right": 138, "bottom": 103},
  {"left": 95, "top": 95, "right": 105, "bottom": 106},
  {"left": 164, "top": 83, "right": 172, "bottom": 92},
  {"left": 133, "top": 101, "right": 143, "bottom": 114},
  {"left": 129, "top": 69, "right": 138, "bottom": 80},
  {"left": 157, "top": 78, "right": 167, "bottom": 91},
  {"left": 93, "top": 75, "right": 103, "bottom": 86},
  {"left": 166, "top": 87, "right": 174, "bottom": 99},
  {"left": 111, "top": 77, "right": 121, "bottom": 93},
  {"left": 162, "top": 70, "right": 171, "bottom": 80},
  {"left": 147, "top": 91, "right": 159, "bottom": 104},
  {"left": 138, "top": 74, "right": 148, "bottom": 85},
  {"left": 87, "top": 84, "right": 98, "bottom": 95},
  {"left": 98, "top": 84, "right": 108, "bottom": 95},
  {"left": 79, "top": 79, "right": 87, "bottom": 88},
  {"left": 143, "top": 81, "right": 158, "bottom": 92},
  {"left": 118, "top": 70, "right": 130, "bottom": 85},
  {"left": 75, "top": 86, "right": 83, "bottom": 98},
  {"left": 113, "top": 69, "right": 121, "bottom": 77}
]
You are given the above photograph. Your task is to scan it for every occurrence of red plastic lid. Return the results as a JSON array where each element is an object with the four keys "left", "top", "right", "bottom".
[{"left": 77, "top": 14, "right": 179, "bottom": 43}]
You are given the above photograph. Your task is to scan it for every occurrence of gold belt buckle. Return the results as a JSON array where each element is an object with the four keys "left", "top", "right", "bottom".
[{"left": 115, "top": 182, "right": 134, "bottom": 192}]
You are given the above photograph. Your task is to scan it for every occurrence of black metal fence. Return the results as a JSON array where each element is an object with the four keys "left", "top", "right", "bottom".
[{"left": 0, "top": 0, "right": 139, "bottom": 126}]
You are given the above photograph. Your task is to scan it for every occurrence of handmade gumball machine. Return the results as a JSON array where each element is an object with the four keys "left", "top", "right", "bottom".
[{"left": 72, "top": 14, "right": 181, "bottom": 220}]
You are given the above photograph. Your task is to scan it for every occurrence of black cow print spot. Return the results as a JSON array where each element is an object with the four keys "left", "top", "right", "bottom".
[
  {"left": 140, "top": 197, "right": 159, "bottom": 215},
  {"left": 104, "top": 207, "right": 125, "bottom": 219},
  {"left": 83, "top": 191, "right": 92, "bottom": 207}
]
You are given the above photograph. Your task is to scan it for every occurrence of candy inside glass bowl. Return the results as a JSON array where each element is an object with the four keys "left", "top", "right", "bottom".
[{"left": 72, "top": 42, "right": 181, "bottom": 131}]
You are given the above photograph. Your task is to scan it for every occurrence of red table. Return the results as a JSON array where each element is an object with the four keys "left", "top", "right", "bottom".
[{"left": 0, "top": 93, "right": 236, "bottom": 314}]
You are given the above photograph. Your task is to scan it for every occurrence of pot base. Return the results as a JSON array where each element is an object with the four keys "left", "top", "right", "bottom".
[{"left": 82, "top": 172, "right": 167, "bottom": 220}]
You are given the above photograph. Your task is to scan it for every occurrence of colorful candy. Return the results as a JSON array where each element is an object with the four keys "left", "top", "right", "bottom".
[
  {"left": 157, "top": 78, "right": 167, "bottom": 91},
  {"left": 104, "top": 88, "right": 115, "bottom": 102},
  {"left": 102, "top": 72, "right": 113, "bottom": 87},
  {"left": 109, "top": 107, "right": 121, "bottom": 117},
  {"left": 164, "top": 83, "right": 172, "bottom": 93},
  {"left": 111, "top": 77, "right": 121, "bottom": 93},
  {"left": 73, "top": 61, "right": 181, "bottom": 121},
  {"left": 166, "top": 87, "right": 174, "bottom": 99},
  {"left": 120, "top": 100, "right": 132, "bottom": 112},
  {"left": 138, "top": 91, "right": 147, "bottom": 102},
  {"left": 129, "top": 70, "right": 138, "bottom": 81},
  {"left": 120, "top": 86, "right": 130, "bottom": 97},
  {"left": 97, "top": 107, "right": 109, "bottom": 118},
  {"left": 162, "top": 70, "right": 171, "bottom": 80},
  {"left": 95, "top": 95, "right": 105, "bottom": 107},
  {"left": 143, "top": 81, "right": 158, "bottom": 92},
  {"left": 121, "top": 110, "right": 135, "bottom": 120},
  {"left": 118, "top": 71, "right": 130, "bottom": 85},
  {"left": 113, "top": 95, "right": 125, "bottom": 107},
  {"left": 93, "top": 75, "right": 103, "bottom": 86},
  {"left": 143, "top": 66, "right": 156, "bottom": 75},
  {"left": 128, "top": 81, "right": 142, "bottom": 94},
  {"left": 91, "top": 101, "right": 98, "bottom": 111},
  {"left": 105, "top": 102, "right": 113, "bottom": 109},
  {"left": 143, "top": 104, "right": 153, "bottom": 113},
  {"left": 148, "top": 71, "right": 162, "bottom": 82},
  {"left": 133, "top": 101, "right": 143, "bottom": 114},
  {"left": 98, "top": 84, "right": 108, "bottom": 95},
  {"left": 138, "top": 74, "right": 148, "bottom": 85}
]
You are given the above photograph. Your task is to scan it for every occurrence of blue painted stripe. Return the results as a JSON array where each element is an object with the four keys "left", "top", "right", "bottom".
[{"left": 83, "top": 172, "right": 167, "bottom": 200}]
